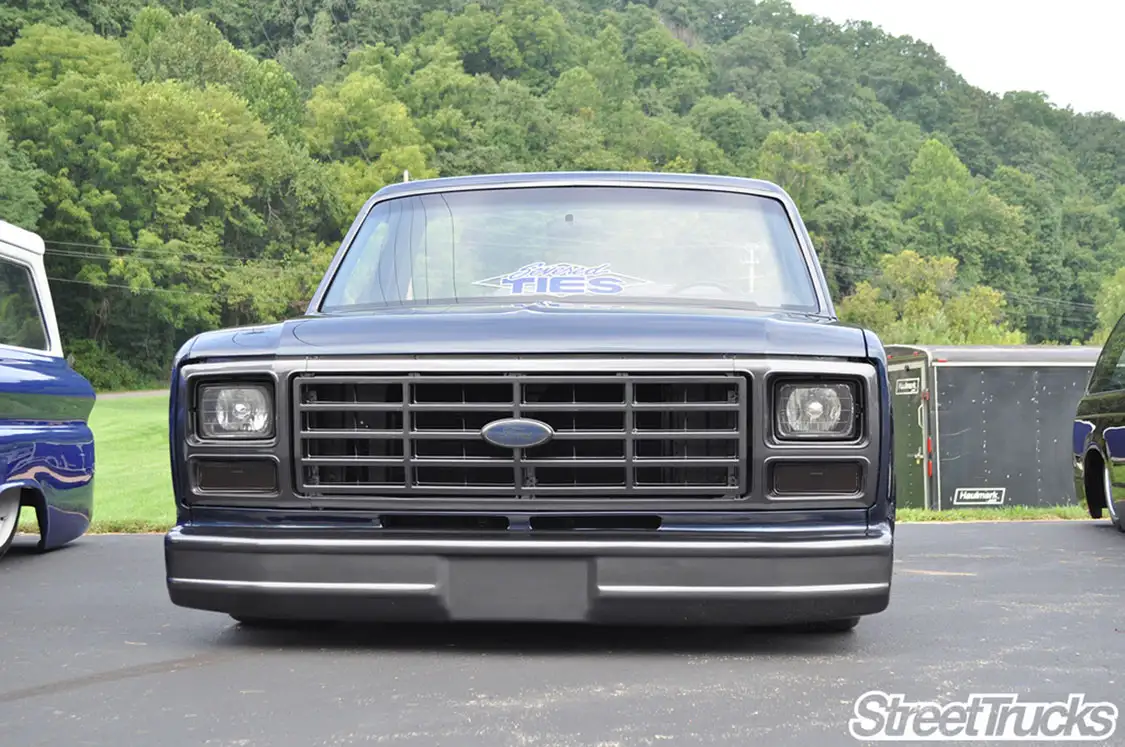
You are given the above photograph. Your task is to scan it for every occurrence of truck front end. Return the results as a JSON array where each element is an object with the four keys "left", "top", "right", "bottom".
[{"left": 164, "top": 172, "right": 894, "bottom": 630}]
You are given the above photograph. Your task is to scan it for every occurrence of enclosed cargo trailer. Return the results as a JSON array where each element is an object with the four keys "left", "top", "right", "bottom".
[{"left": 886, "top": 345, "right": 1102, "bottom": 510}]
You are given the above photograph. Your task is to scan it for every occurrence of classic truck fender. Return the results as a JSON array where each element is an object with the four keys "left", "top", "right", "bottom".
[{"left": 863, "top": 328, "right": 895, "bottom": 532}]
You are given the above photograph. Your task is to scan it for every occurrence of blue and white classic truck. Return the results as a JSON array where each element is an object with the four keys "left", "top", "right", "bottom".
[{"left": 0, "top": 219, "right": 96, "bottom": 560}]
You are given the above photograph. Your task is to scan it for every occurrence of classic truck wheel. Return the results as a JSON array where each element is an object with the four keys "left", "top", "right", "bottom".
[{"left": 0, "top": 489, "right": 20, "bottom": 560}]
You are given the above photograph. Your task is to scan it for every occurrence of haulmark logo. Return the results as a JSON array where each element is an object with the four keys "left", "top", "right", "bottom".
[
  {"left": 895, "top": 378, "right": 920, "bottom": 396},
  {"left": 849, "top": 691, "right": 1118, "bottom": 741},
  {"left": 952, "top": 487, "right": 1006, "bottom": 506}
]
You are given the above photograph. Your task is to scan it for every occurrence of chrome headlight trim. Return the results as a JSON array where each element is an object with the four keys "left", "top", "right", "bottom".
[
  {"left": 195, "top": 382, "right": 276, "bottom": 441},
  {"left": 772, "top": 378, "right": 863, "bottom": 442}
]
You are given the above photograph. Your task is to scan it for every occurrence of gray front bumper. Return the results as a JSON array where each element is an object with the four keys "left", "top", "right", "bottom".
[{"left": 165, "top": 526, "right": 893, "bottom": 625}]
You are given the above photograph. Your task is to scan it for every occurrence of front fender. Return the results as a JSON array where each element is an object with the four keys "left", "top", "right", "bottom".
[
  {"left": 1, "top": 351, "right": 96, "bottom": 549},
  {"left": 862, "top": 329, "right": 894, "bottom": 533}
]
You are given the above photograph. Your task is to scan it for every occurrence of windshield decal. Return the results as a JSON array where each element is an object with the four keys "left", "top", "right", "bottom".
[{"left": 474, "top": 262, "right": 649, "bottom": 296}]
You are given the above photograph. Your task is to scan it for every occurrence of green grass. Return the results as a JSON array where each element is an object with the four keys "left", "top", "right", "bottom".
[
  {"left": 13, "top": 395, "right": 1098, "bottom": 533},
  {"left": 897, "top": 505, "right": 1091, "bottom": 522},
  {"left": 18, "top": 394, "right": 174, "bottom": 535}
]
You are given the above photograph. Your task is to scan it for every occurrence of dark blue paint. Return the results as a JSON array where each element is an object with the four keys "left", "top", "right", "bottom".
[
  {"left": 1104, "top": 426, "right": 1125, "bottom": 463},
  {"left": 863, "top": 329, "right": 894, "bottom": 533},
  {"left": 178, "top": 304, "right": 868, "bottom": 363},
  {"left": 183, "top": 505, "right": 873, "bottom": 535},
  {"left": 0, "top": 346, "right": 96, "bottom": 549},
  {"left": 374, "top": 171, "right": 793, "bottom": 202},
  {"left": 168, "top": 336, "right": 193, "bottom": 527},
  {"left": 169, "top": 172, "right": 892, "bottom": 544},
  {"left": 1073, "top": 419, "right": 1096, "bottom": 458}
]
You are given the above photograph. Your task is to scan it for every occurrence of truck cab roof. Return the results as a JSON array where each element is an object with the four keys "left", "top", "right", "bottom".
[
  {"left": 0, "top": 218, "right": 46, "bottom": 259},
  {"left": 0, "top": 219, "right": 63, "bottom": 358}
]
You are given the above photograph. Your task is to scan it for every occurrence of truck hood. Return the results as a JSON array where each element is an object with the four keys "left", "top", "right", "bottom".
[{"left": 180, "top": 302, "right": 871, "bottom": 362}]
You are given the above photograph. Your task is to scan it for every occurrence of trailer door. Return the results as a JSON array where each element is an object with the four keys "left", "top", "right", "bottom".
[{"left": 889, "top": 362, "right": 930, "bottom": 509}]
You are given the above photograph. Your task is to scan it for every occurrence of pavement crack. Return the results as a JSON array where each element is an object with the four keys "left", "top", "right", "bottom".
[{"left": 0, "top": 654, "right": 223, "bottom": 705}]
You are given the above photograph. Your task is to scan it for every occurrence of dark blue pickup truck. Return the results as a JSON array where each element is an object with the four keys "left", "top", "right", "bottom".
[
  {"left": 0, "top": 220, "right": 96, "bottom": 560},
  {"left": 163, "top": 171, "right": 895, "bottom": 632}
]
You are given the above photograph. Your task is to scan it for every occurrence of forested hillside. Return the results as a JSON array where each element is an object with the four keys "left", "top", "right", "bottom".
[{"left": 2, "top": 0, "right": 1124, "bottom": 388}]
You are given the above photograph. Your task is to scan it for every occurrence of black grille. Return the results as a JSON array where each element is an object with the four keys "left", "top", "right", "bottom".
[{"left": 294, "top": 373, "right": 749, "bottom": 499}]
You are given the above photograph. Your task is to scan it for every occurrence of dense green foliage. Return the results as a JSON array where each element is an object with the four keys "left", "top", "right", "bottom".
[{"left": 2, "top": 0, "right": 1124, "bottom": 388}]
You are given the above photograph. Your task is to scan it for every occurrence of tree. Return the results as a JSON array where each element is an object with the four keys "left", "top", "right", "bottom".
[
  {"left": 4, "top": 0, "right": 1125, "bottom": 388},
  {"left": 755, "top": 129, "right": 830, "bottom": 210},
  {"left": 0, "top": 121, "right": 45, "bottom": 229},
  {"left": 838, "top": 250, "right": 1026, "bottom": 345},
  {"left": 304, "top": 70, "right": 434, "bottom": 215},
  {"left": 124, "top": 8, "right": 304, "bottom": 138},
  {"left": 1091, "top": 263, "right": 1125, "bottom": 345}
]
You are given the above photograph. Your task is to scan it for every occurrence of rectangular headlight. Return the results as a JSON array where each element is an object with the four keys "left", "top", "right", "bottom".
[
  {"left": 197, "top": 383, "right": 275, "bottom": 440},
  {"left": 775, "top": 381, "right": 859, "bottom": 440}
]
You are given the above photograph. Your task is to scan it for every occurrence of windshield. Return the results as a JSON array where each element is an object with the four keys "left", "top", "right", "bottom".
[{"left": 318, "top": 186, "right": 821, "bottom": 313}]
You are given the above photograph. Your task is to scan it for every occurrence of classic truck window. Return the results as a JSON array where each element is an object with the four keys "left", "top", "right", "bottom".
[
  {"left": 0, "top": 255, "right": 48, "bottom": 351},
  {"left": 320, "top": 186, "right": 821, "bottom": 313}
]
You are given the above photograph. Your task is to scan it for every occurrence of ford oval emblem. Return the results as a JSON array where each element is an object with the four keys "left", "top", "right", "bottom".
[{"left": 481, "top": 418, "right": 555, "bottom": 449}]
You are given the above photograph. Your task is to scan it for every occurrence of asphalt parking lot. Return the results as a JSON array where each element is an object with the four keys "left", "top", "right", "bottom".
[{"left": 1, "top": 522, "right": 1122, "bottom": 747}]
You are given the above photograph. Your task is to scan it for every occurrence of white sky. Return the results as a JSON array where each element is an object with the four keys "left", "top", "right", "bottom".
[{"left": 786, "top": 0, "right": 1125, "bottom": 119}]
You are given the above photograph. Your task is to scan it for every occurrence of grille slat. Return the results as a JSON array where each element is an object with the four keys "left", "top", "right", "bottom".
[
  {"left": 303, "top": 457, "right": 742, "bottom": 467},
  {"left": 300, "top": 430, "right": 740, "bottom": 440},
  {"left": 298, "top": 402, "right": 740, "bottom": 412},
  {"left": 294, "top": 373, "right": 748, "bottom": 500}
]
